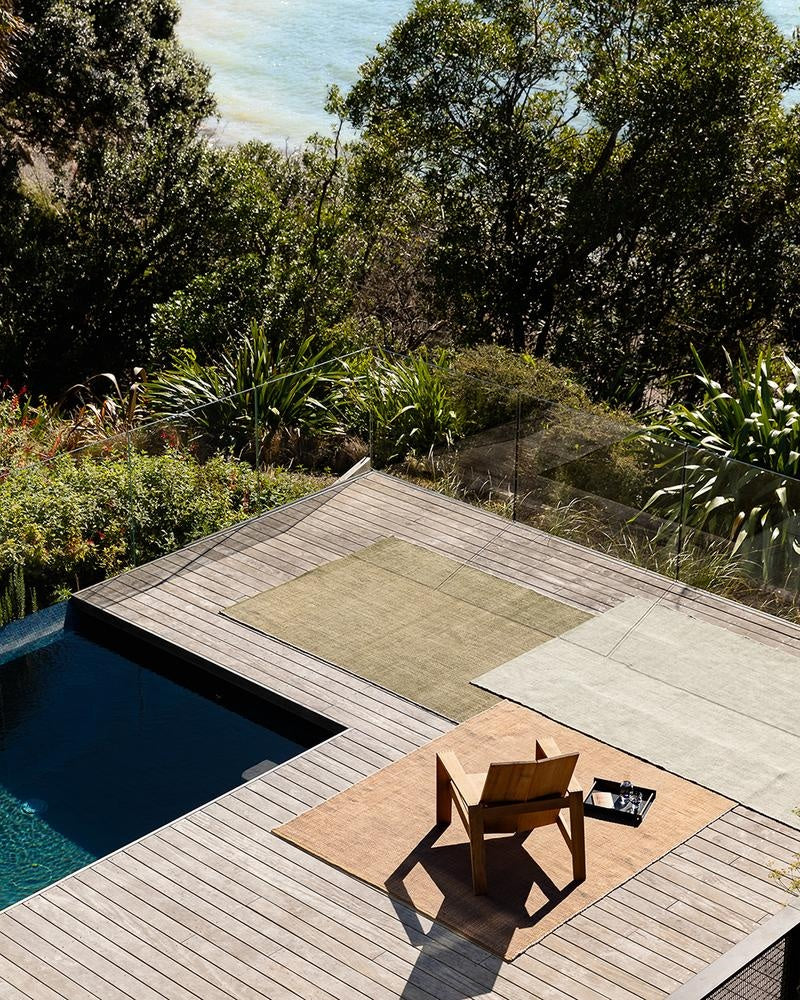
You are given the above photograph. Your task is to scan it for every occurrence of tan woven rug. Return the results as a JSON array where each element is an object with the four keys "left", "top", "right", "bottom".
[
  {"left": 275, "top": 701, "right": 733, "bottom": 960},
  {"left": 224, "top": 537, "right": 590, "bottom": 721}
]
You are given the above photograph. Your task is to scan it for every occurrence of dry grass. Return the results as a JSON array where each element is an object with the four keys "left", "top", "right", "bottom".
[{"left": 391, "top": 463, "right": 800, "bottom": 627}]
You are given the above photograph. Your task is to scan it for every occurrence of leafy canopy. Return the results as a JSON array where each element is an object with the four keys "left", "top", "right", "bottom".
[
  {"left": 345, "top": 0, "right": 795, "bottom": 400},
  {"left": 1, "top": 0, "right": 214, "bottom": 160}
]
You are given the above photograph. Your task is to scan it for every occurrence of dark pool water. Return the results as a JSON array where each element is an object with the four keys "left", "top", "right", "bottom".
[{"left": 0, "top": 623, "right": 334, "bottom": 909}]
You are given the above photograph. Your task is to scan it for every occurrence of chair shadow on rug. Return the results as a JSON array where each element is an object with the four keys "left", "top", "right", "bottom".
[
  {"left": 273, "top": 701, "right": 735, "bottom": 979},
  {"left": 386, "top": 823, "right": 583, "bottom": 968}
]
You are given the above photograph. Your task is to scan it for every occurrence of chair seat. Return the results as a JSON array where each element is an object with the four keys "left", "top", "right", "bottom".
[{"left": 435, "top": 738, "right": 586, "bottom": 894}]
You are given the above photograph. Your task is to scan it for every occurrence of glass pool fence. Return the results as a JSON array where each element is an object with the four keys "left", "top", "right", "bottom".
[{"left": 3, "top": 347, "right": 800, "bottom": 630}]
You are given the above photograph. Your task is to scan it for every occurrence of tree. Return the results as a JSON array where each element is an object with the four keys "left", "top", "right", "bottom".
[
  {"left": 553, "top": 0, "right": 793, "bottom": 401},
  {"left": 346, "top": 0, "right": 578, "bottom": 355},
  {"left": 0, "top": 1, "right": 26, "bottom": 84},
  {"left": 150, "top": 136, "right": 393, "bottom": 365},
  {"left": 0, "top": 102, "right": 425, "bottom": 394},
  {"left": 0, "top": 0, "right": 213, "bottom": 164},
  {"left": 0, "top": 0, "right": 221, "bottom": 392},
  {"left": 152, "top": 135, "right": 440, "bottom": 370},
  {"left": 1, "top": 133, "right": 277, "bottom": 388},
  {"left": 345, "top": 0, "right": 796, "bottom": 401}
]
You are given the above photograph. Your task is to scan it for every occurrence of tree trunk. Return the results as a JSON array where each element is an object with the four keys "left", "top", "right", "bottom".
[{"left": 510, "top": 306, "right": 526, "bottom": 353}]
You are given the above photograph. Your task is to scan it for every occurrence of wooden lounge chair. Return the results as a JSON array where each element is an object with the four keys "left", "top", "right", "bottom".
[{"left": 435, "top": 737, "right": 586, "bottom": 895}]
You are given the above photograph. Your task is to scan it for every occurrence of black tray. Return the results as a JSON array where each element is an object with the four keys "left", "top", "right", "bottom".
[{"left": 584, "top": 778, "right": 656, "bottom": 826}]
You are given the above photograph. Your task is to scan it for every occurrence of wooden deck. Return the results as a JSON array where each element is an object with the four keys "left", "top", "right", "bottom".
[{"left": 2, "top": 470, "right": 800, "bottom": 1000}]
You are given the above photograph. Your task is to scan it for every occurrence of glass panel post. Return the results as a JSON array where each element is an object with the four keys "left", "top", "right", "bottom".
[
  {"left": 253, "top": 387, "right": 260, "bottom": 511},
  {"left": 675, "top": 444, "right": 688, "bottom": 582},
  {"left": 512, "top": 391, "right": 522, "bottom": 522},
  {"left": 369, "top": 410, "right": 374, "bottom": 470},
  {"left": 368, "top": 347, "right": 376, "bottom": 470},
  {"left": 253, "top": 387, "right": 260, "bottom": 472},
  {"left": 126, "top": 430, "right": 137, "bottom": 567}
]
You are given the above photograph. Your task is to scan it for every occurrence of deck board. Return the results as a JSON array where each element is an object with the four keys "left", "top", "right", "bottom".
[{"left": 3, "top": 471, "right": 799, "bottom": 999}]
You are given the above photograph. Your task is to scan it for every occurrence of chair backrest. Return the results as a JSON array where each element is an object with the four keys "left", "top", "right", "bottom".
[{"left": 479, "top": 752, "right": 579, "bottom": 805}]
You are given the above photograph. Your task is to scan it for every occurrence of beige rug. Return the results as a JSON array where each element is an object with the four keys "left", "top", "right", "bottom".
[
  {"left": 224, "top": 537, "right": 590, "bottom": 721},
  {"left": 475, "top": 596, "right": 800, "bottom": 829},
  {"left": 275, "top": 701, "right": 733, "bottom": 960}
]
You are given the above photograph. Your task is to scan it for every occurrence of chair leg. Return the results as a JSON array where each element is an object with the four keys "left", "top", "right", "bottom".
[
  {"left": 468, "top": 809, "right": 487, "bottom": 895},
  {"left": 569, "top": 790, "right": 586, "bottom": 883},
  {"left": 435, "top": 755, "right": 452, "bottom": 825}
]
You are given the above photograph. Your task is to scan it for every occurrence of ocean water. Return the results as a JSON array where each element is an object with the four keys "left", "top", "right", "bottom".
[
  {"left": 178, "top": 0, "right": 412, "bottom": 146},
  {"left": 178, "top": 0, "right": 799, "bottom": 148}
]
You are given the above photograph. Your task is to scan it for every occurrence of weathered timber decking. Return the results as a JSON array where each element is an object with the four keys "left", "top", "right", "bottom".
[{"left": 2, "top": 470, "right": 799, "bottom": 1000}]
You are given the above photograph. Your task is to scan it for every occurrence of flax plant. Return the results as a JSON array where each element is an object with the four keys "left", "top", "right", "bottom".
[
  {"left": 340, "top": 349, "right": 463, "bottom": 463},
  {"left": 642, "top": 346, "right": 800, "bottom": 587},
  {"left": 146, "top": 323, "right": 345, "bottom": 459}
]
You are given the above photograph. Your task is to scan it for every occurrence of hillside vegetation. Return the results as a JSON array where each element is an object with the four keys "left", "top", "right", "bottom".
[{"left": 4, "top": 0, "right": 800, "bottom": 624}]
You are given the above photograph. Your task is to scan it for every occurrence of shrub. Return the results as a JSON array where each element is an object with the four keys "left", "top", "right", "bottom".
[
  {"left": 0, "top": 452, "right": 331, "bottom": 620},
  {"left": 439, "top": 346, "right": 646, "bottom": 517},
  {"left": 0, "top": 565, "right": 37, "bottom": 627},
  {"left": 340, "top": 349, "right": 463, "bottom": 462},
  {"left": 54, "top": 370, "right": 147, "bottom": 450},
  {"left": 446, "top": 345, "right": 596, "bottom": 432},
  {"left": 642, "top": 345, "right": 800, "bottom": 587},
  {"left": 146, "top": 323, "right": 347, "bottom": 461},
  {"left": 0, "top": 386, "right": 65, "bottom": 469}
]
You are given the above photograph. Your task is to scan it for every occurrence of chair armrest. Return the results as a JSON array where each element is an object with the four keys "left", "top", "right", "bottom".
[
  {"left": 436, "top": 751, "right": 483, "bottom": 806},
  {"left": 536, "top": 737, "right": 562, "bottom": 760}
]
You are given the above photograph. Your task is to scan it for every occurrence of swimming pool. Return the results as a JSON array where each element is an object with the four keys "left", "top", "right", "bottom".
[{"left": 0, "top": 612, "right": 339, "bottom": 910}]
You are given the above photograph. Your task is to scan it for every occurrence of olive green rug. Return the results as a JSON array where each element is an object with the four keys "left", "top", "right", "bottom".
[{"left": 223, "top": 537, "right": 590, "bottom": 721}]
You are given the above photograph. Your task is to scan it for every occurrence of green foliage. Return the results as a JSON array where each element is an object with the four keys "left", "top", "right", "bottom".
[
  {"left": 150, "top": 139, "right": 366, "bottom": 364},
  {"left": 0, "top": 128, "right": 409, "bottom": 397},
  {"left": 0, "top": 0, "right": 26, "bottom": 84},
  {"left": 345, "top": 0, "right": 795, "bottom": 401},
  {"left": 55, "top": 370, "right": 147, "bottom": 450},
  {"left": 525, "top": 422, "right": 652, "bottom": 511},
  {"left": 0, "top": 451, "right": 331, "bottom": 608},
  {"left": 642, "top": 346, "right": 800, "bottom": 586},
  {"left": 151, "top": 255, "right": 274, "bottom": 362},
  {"left": 1, "top": 0, "right": 213, "bottom": 160},
  {"left": 397, "top": 458, "right": 514, "bottom": 519},
  {"left": 524, "top": 498, "right": 743, "bottom": 589},
  {"left": 2, "top": 134, "right": 283, "bottom": 388},
  {"left": 5, "top": 0, "right": 800, "bottom": 420},
  {"left": 0, "top": 0, "right": 227, "bottom": 394},
  {"left": 0, "top": 563, "right": 37, "bottom": 627},
  {"left": 147, "top": 323, "right": 347, "bottom": 458},
  {"left": 346, "top": 0, "right": 576, "bottom": 354},
  {"left": 446, "top": 345, "right": 596, "bottom": 431},
  {"left": 341, "top": 349, "right": 463, "bottom": 462},
  {"left": 0, "top": 386, "right": 65, "bottom": 469}
]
